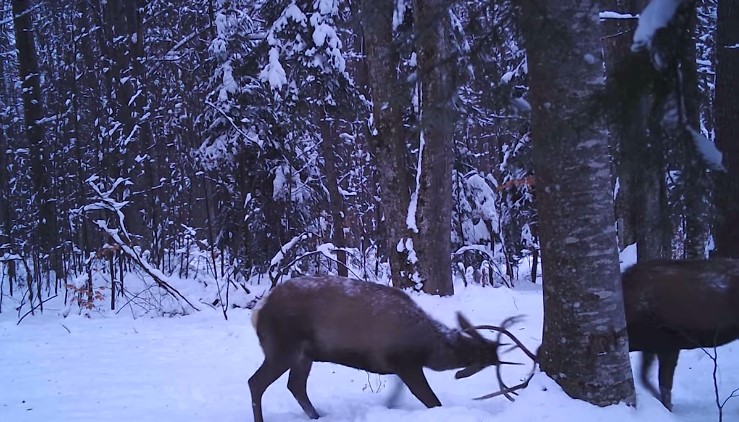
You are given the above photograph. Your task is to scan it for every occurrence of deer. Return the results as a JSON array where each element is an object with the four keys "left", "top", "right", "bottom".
[
  {"left": 622, "top": 258, "right": 739, "bottom": 411},
  {"left": 248, "top": 275, "right": 536, "bottom": 422}
]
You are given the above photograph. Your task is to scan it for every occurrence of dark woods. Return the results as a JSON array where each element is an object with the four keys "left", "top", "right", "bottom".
[
  {"left": 0, "top": 1, "right": 535, "bottom": 312},
  {"left": 0, "top": 0, "right": 735, "bottom": 318}
]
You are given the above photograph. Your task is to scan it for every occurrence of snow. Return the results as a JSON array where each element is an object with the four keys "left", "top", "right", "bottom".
[
  {"left": 465, "top": 173, "right": 499, "bottom": 228},
  {"left": 687, "top": 126, "right": 725, "bottom": 171},
  {"left": 406, "top": 132, "right": 425, "bottom": 233},
  {"left": 308, "top": 6, "right": 345, "bottom": 73},
  {"left": 393, "top": 0, "right": 408, "bottom": 31},
  {"left": 260, "top": 47, "right": 288, "bottom": 90},
  {"left": 632, "top": 0, "right": 686, "bottom": 53},
  {"left": 314, "top": 0, "right": 338, "bottom": 16},
  {"left": 272, "top": 164, "right": 310, "bottom": 202},
  {"left": 599, "top": 11, "right": 639, "bottom": 20},
  {"left": 270, "top": 233, "right": 311, "bottom": 269},
  {"left": 2, "top": 252, "right": 738, "bottom": 422}
]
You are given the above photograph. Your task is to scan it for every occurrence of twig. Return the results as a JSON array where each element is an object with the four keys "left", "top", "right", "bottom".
[
  {"left": 703, "top": 344, "right": 739, "bottom": 422},
  {"left": 17, "top": 294, "right": 58, "bottom": 325}
]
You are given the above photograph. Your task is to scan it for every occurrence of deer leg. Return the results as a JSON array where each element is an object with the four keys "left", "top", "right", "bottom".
[
  {"left": 287, "top": 355, "right": 319, "bottom": 419},
  {"left": 396, "top": 367, "right": 441, "bottom": 408},
  {"left": 657, "top": 350, "right": 679, "bottom": 412},
  {"left": 249, "top": 358, "right": 291, "bottom": 422},
  {"left": 385, "top": 376, "right": 405, "bottom": 408},
  {"left": 639, "top": 352, "right": 660, "bottom": 400}
]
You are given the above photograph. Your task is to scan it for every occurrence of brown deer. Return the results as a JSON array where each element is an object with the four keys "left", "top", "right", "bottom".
[
  {"left": 622, "top": 258, "right": 739, "bottom": 411},
  {"left": 248, "top": 275, "right": 534, "bottom": 422}
]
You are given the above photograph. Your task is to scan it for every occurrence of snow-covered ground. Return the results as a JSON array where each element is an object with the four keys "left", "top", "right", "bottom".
[{"left": 1, "top": 274, "right": 738, "bottom": 422}]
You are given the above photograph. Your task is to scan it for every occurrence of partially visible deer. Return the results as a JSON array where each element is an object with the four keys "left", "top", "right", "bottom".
[
  {"left": 248, "top": 275, "right": 535, "bottom": 422},
  {"left": 622, "top": 258, "right": 739, "bottom": 410}
]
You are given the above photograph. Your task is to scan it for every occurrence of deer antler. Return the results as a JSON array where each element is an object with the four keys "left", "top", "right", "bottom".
[{"left": 469, "top": 315, "right": 539, "bottom": 402}]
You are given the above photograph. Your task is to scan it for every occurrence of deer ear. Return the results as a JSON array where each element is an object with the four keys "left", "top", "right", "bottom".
[
  {"left": 457, "top": 312, "right": 483, "bottom": 340},
  {"left": 457, "top": 312, "right": 472, "bottom": 330}
]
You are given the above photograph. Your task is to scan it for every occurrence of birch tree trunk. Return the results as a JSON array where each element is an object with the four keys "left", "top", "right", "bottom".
[{"left": 520, "top": 0, "right": 636, "bottom": 406}]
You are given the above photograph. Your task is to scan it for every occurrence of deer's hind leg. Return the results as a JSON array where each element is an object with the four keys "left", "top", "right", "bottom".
[
  {"left": 288, "top": 353, "right": 319, "bottom": 419},
  {"left": 657, "top": 350, "right": 680, "bottom": 411},
  {"left": 249, "top": 356, "right": 292, "bottom": 422},
  {"left": 639, "top": 352, "right": 660, "bottom": 400}
]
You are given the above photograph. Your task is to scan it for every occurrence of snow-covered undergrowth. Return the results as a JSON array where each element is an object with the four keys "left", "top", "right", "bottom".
[{"left": 2, "top": 270, "right": 738, "bottom": 422}]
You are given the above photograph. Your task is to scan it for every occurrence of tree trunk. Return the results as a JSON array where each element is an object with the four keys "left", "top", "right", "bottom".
[
  {"left": 713, "top": 0, "right": 739, "bottom": 258},
  {"left": 0, "top": 30, "right": 11, "bottom": 258},
  {"left": 603, "top": 0, "right": 669, "bottom": 261},
  {"left": 12, "top": 0, "right": 57, "bottom": 256},
  {"left": 602, "top": 0, "right": 645, "bottom": 251},
  {"left": 682, "top": 9, "right": 710, "bottom": 259},
  {"left": 360, "top": 0, "right": 415, "bottom": 288},
  {"left": 520, "top": 0, "right": 636, "bottom": 406},
  {"left": 319, "top": 117, "right": 348, "bottom": 277},
  {"left": 412, "top": 0, "right": 455, "bottom": 296}
]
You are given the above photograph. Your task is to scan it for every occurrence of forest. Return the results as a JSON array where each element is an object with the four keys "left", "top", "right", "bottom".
[{"left": 1, "top": 0, "right": 739, "bottom": 419}]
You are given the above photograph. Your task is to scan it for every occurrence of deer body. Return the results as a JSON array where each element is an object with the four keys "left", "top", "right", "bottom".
[
  {"left": 622, "top": 258, "right": 739, "bottom": 410},
  {"left": 249, "top": 276, "right": 501, "bottom": 422}
]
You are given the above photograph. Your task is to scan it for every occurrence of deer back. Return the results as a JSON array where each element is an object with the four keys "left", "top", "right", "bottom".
[
  {"left": 623, "top": 258, "right": 739, "bottom": 350},
  {"left": 252, "top": 276, "right": 458, "bottom": 373}
]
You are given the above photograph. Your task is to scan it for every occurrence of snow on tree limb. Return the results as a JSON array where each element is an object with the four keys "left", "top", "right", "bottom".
[
  {"left": 599, "top": 11, "right": 639, "bottom": 20},
  {"left": 82, "top": 177, "right": 200, "bottom": 313},
  {"left": 631, "top": 0, "right": 687, "bottom": 54},
  {"left": 687, "top": 126, "right": 726, "bottom": 171},
  {"left": 94, "top": 220, "right": 200, "bottom": 313},
  {"left": 268, "top": 234, "right": 367, "bottom": 283}
]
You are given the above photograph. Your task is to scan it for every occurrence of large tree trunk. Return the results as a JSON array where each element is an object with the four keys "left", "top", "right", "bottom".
[
  {"left": 603, "top": 0, "right": 641, "bottom": 251},
  {"left": 12, "top": 0, "right": 57, "bottom": 256},
  {"left": 360, "top": 0, "right": 415, "bottom": 288},
  {"left": 412, "top": 0, "right": 455, "bottom": 296},
  {"left": 603, "top": 0, "right": 669, "bottom": 261},
  {"left": 682, "top": 9, "right": 710, "bottom": 259},
  {"left": 520, "top": 0, "right": 636, "bottom": 406},
  {"left": 713, "top": 0, "right": 739, "bottom": 258}
]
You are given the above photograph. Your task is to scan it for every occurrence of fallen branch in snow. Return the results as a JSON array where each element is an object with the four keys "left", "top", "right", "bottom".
[
  {"left": 99, "top": 224, "right": 200, "bottom": 313},
  {"left": 269, "top": 236, "right": 369, "bottom": 286},
  {"left": 17, "top": 294, "right": 58, "bottom": 325},
  {"left": 80, "top": 177, "right": 200, "bottom": 314}
]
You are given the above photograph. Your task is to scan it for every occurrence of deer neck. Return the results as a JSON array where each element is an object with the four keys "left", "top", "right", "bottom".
[{"left": 426, "top": 329, "right": 475, "bottom": 371}]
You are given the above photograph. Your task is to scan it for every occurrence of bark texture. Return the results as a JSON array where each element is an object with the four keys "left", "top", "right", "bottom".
[
  {"left": 413, "top": 0, "right": 455, "bottom": 296},
  {"left": 12, "top": 0, "right": 56, "bottom": 254},
  {"left": 319, "top": 118, "right": 348, "bottom": 277},
  {"left": 714, "top": 0, "right": 739, "bottom": 258},
  {"left": 520, "top": 0, "right": 636, "bottom": 406},
  {"left": 681, "top": 8, "right": 710, "bottom": 259},
  {"left": 602, "top": 0, "right": 668, "bottom": 261},
  {"left": 361, "top": 0, "right": 415, "bottom": 288}
]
